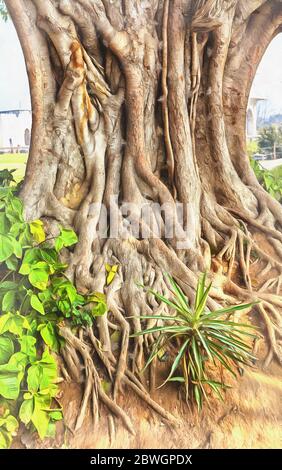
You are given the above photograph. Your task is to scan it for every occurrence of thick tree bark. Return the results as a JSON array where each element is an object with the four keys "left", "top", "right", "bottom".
[{"left": 5, "top": 0, "right": 282, "bottom": 434}]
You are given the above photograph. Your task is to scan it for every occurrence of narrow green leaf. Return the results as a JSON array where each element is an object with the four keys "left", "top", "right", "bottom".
[
  {"left": 194, "top": 282, "right": 212, "bottom": 320},
  {"left": 131, "top": 325, "right": 191, "bottom": 337},
  {"left": 30, "top": 294, "right": 45, "bottom": 315},
  {"left": 195, "top": 273, "right": 206, "bottom": 310},
  {"left": 166, "top": 273, "right": 189, "bottom": 312},
  {"left": 161, "top": 338, "right": 190, "bottom": 387}
]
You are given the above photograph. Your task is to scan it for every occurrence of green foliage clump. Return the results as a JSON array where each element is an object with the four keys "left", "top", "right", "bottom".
[
  {"left": 257, "top": 125, "right": 282, "bottom": 159},
  {"left": 0, "top": 1, "right": 8, "bottom": 22},
  {"left": 0, "top": 407, "right": 18, "bottom": 449},
  {"left": 0, "top": 169, "right": 17, "bottom": 187},
  {"left": 0, "top": 171, "right": 107, "bottom": 447},
  {"left": 251, "top": 159, "right": 282, "bottom": 203},
  {"left": 135, "top": 274, "right": 257, "bottom": 411},
  {"left": 248, "top": 124, "right": 282, "bottom": 202},
  {"left": 246, "top": 140, "right": 259, "bottom": 159}
]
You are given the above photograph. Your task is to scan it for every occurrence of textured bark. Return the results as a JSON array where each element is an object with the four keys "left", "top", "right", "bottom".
[{"left": 5, "top": 0, "right": 282, "bottom": 434}]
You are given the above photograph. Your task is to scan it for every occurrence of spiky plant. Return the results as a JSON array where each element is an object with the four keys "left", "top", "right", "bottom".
[{"left": 133, "top": 274, "right": 258, "bottom": 410}]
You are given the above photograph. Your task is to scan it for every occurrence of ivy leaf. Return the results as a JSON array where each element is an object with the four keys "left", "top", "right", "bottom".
[
  {"left": 0, "top": 234, "right": 14, "bottom": 262},
  {"left": 0, "top": 313, "right": 30, "bottom": 337},
  {"left": 54, "top": 237, "right": 63, "bottom": 253},
  {"left": 19, "top": 398, "right": 34, "bottom": 425},
  {"left": 19, "top": 336, "right": 37, "bottom": 361},
  {"left": 39, "top": 351, "right": 58, "bottom": 388},
  {"left": 0, "top": 337, "right": 14, "bottom": 365},
  {"left": 30, "top": 294, "right": 45, "bottom": 315},
  {"left": 90, "top": 293, "right": 107, "bottom": 317},
  {"left": 105, "top": 264, "right": 118, "bottom": 286},
  {"left": 19, "top": 248, "right": 41, "bottom": 275},
  {"left": 27, "top": 351, "right": 57, "bottom": 392},
  {"left": 29, "top": 269, "right": 49, "bottom": 291},
  {"left": 39, "top": 248, "right": 58, "bottom": 265},
  {"left": 2, "top": 290, "right": 16, "bottom": 312},
  {"left": 31, "top": 396, "right": 50, "bottom": 440},
  {"left": 0, "top": 363, "right": 21, "bottom": 400},
  {"left": 11, "top": 237, "right": 23, "bottom": 259},
  {"left": 0, "top": 412, "right": 18, "bottom": 449},
  {"left": 5, "top": 197, "right": 23, "bottom": 224},
  {"left": 0, "top": 213, "right": 9, "bottom": 235},
  {"left": 27, "top": 364, "right": 40, "bottom": 392},
  {"left": 58, "top": 299, "right": 71, "bottom": 316},
  {"left": 38, "top": 323, "right": 59, "bottom": 353},
  {"left": 9, "top": 221, "right": 26, "bottom": 238},
  {"left": 8, "top": 351, "right": 29, "bottom": 370},
  {"left": 0, "top": 313, "right": 14, "bottom": 335},
  {"left": 29, "top": 220, "right": 46, "bottom": 244},
  {"left": 4, "top": 414, "right": 18, "bottom": 433},
  {"left": 45, "top": 421, "right": 56, "bottom": 438},
  {"left": 48, "top": 410, "right": 63, "bottom": 421},
  {"left": 60, "top": 228, "right": 78, "bottom": 247},
  {"left": 55, "top": 228, "right": 78, "bottom": 252},
  {"left": 0, "top": 430, "right": 9, "bottom": 449},
  {"left": 0, "top": 281, "right": 18, "bottom": 291},
  {"left": 5, "top": 255, "right": 18, "bottom": 271},
  {"left": 85, "top": 292, "right": 107, "bottom": 317}
]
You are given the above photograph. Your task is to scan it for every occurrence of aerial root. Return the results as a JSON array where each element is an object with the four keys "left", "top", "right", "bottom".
[
  {"left": 59, "top": 326, "right": 136, "bottom": 435},
  {"left": 59, "top": 310, "right": 179, "bottom": 435},
  {"left": 217, "top": 231, "right": 237, "bottom": 271},
  {"left": 61, "top": 344, "right": 83, "bottom": 383},
  {"left": 256, "top": 303, "right": 282, "bottom": 367},
  {"left": 259, "top": 275, "right": 282, "bottom": 294},
  {"left": 225, "top": 206, "right": 282, "bottom": 245},
  {"left": 205, "top": 205, "right": 282, "bottom": 278},
  {"left": 107, "top": 299, "right": 130, "bottom": 400},
  {"left": 224, "top": 278, "right": 282, "bottom": 367}
]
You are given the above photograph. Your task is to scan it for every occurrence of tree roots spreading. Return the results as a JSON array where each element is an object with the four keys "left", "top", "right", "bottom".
[
  {"left": 5, "top": 0, "right": 282, "bottom": 435},
  {"left": 59, "top": 226, "right": 282, "bottom": 434}
]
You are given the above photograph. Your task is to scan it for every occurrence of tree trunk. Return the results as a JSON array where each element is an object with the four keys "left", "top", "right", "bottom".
[{"left": 5, "top": 0, "right": 282, "bottom": 434}]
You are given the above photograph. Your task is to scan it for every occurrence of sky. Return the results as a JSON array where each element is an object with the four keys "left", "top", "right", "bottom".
[
  {"left": 251, "top": 34, "right": 282, "bottom": 117},
  {"left": 0, "top": 18, "right": 282, "bottom": 115},
  {"left": 0, "top": 18, "right": 30, "bottom": 110}
]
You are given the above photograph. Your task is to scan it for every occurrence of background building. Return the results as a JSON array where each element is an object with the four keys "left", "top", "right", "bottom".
[
  {"left": 0, "top": 109, "right": 31, "bottom": 152},
  {"left": 246, "top": 95, "right": 266, "bottom": 140}
]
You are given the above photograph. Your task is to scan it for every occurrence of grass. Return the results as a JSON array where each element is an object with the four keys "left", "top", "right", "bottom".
[{"left": 0, "top": 153, "right": 27, "bottom": 182}]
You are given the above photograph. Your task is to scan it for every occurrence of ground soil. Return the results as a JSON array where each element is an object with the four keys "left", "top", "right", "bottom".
[{"left": 15, "top": 345, "right": 282, "bottom": 450}]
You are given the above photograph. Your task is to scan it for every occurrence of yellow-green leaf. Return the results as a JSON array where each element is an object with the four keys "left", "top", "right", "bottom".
[{"left": 29, "top": 220, "right": 46, "bottom": 244}]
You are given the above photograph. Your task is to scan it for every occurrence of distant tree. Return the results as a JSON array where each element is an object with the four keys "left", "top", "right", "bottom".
[
  {"left": 258, "top": 124, "right": 282, "bottom": 158},
  {"left": 0, "top": 0, "right": 8, "bottom": 21},
  {"left": 247, "top": 140, "right": 259, "bottom": 159}
]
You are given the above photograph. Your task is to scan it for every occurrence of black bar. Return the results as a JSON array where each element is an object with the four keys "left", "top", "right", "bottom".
[{"left": 0, "top": 449, "right": 279, "bottom": 467}]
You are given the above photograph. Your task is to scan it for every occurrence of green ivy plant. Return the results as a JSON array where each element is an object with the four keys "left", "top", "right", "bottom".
[
  {"left": 251, "top": 159, "right": 282, "bottom": 203},
  {"left": 134, "top": 274, "right": 257, "bottom": 411},
  {"left": 0, "top": 172, "right": 107, "bottom": 447},
  {"left": 0, "top": 407, "right": 18, "bottom": 449}
]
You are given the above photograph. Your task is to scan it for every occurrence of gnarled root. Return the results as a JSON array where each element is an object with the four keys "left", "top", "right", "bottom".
[
  {"left": 57, "top": 222, "right": 282, "bottom": 437},
  {"left": 59, "top": 326, "right": 136, "bottom": 434}
]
